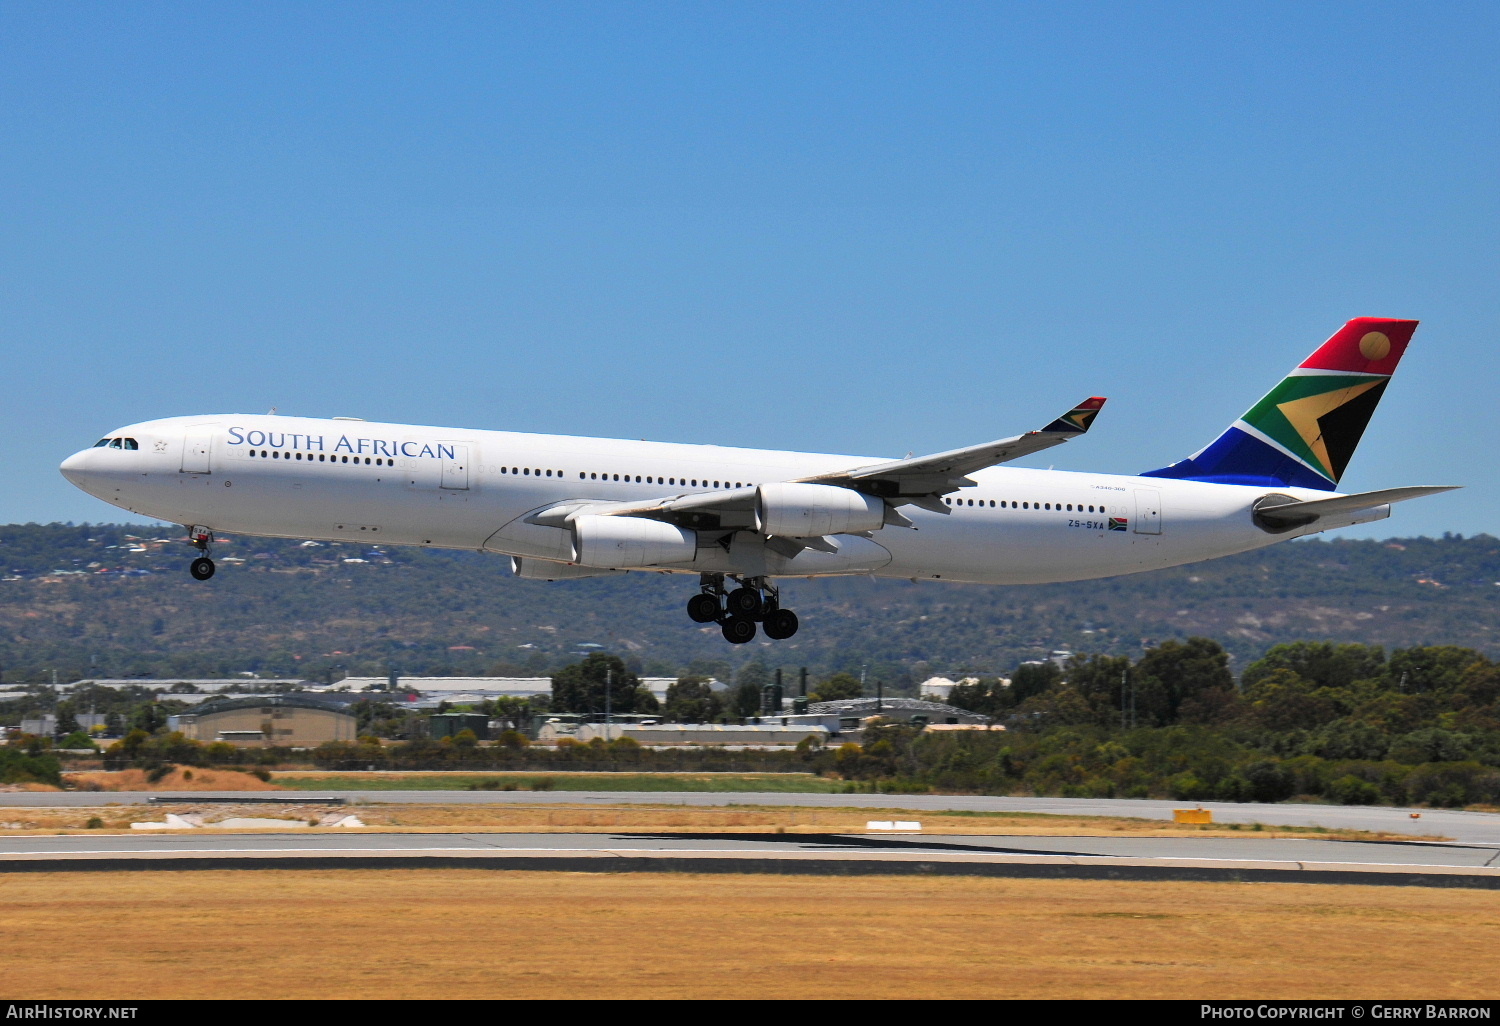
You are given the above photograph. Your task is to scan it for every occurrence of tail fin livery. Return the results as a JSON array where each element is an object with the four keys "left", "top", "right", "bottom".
[{"left": 1141, "top": 318, "right": 1418, "bottom": 491}]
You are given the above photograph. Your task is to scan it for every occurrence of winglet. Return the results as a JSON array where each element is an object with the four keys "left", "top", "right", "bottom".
[{"left": 1042, "top": 396, "right": 1107, "bottom": 435}]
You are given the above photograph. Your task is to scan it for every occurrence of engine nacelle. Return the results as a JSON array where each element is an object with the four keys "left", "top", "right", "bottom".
[
  {"left": 756, "top": 482, "right": 886, "bottom": 537},
  {"left": 572, "top": 514, "right": 697, "bottom": 568}
]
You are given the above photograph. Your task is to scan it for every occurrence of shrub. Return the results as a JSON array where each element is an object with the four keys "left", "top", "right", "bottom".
[
  {"left": 58, "top": 731, "right": 97, "bottom": 751},
  {"left": 1168, "top": 772, "right": 1212, "bottom": 802},
  {"left": 85, "top": 817, "right": 104, "bottom": 829},
  {"left": 1327, "top": 775, "right": 1381, "bottom": 805},
  {"left": 1404, "top": 762, "right": 1500, "bottom": 807},
  {"left": 0, "top": 747, "right": 62, "bottom": 787},
  {"left": 530, "top": 777, "right": 556, "bottom": 791},
  {"left": 1241, "top": 760, "right": 1297, "bottom": 803},
  {"left": 496, "top": 730, "right": 530, "bottom": 751}
]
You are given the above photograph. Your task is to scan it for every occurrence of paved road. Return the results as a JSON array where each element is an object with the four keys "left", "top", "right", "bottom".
[
  {"left": 1, "top": 829, "right": 1497, "bottom": 886},
  {"left": 2, "top": 830, "right": 1497, "bottom": 868},
  {"left": 5, "top": 791, "right": 1498, "bottom": 842}
]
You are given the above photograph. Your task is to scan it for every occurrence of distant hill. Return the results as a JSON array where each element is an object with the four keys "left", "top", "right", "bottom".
[{"left": 1, "top": 523, "right": 1498, "bottom": 690}]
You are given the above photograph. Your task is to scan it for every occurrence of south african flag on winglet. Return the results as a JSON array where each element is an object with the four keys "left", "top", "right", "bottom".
[
  {"left": 1044, "top": 396, "right": 1107, "bottom": 434},
  {"left": 1140, "top": 318, "right": 1418, "bottom": 492},
  {"left": 1108, "top": 517, "right": 1128, "bottom": 531}
]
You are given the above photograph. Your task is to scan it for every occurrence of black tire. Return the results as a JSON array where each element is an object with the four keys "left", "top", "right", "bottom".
[
  {"left": 686, "top": 593, "right": 720, "bottom": 623},
  {"left": 190, "top": 557, "right": 215, "bottom": 581},
  {"left": 726, "top": 587, "right": 762, "bottom": 618},
  {"left": 720, "top": 617, "right": 757, "bottom": 645},
  {"left": 763, "top": 608, "right": 799, "bottom": 640}
]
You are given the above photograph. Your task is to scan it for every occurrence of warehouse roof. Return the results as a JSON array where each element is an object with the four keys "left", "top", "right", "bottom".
[{"left": 187, "top": 693, "right": 356, "bottom": 716}]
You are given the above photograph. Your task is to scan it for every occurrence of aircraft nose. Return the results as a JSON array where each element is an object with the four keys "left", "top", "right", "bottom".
[{"left": 59, "top": 449, "right": 94, "bottom": 488}]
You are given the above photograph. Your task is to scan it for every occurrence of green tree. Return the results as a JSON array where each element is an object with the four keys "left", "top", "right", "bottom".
[
  {"left": 1062, "top": 654, "right": 1132, "bottom": 726},
  {"left": 1384, "top": 646, "right": 1488, "bottom": 694},
  {"left": 550, "top": 653, "right": 647, "bottom": 715},
  {"left": 1134, "top": 637, "right": 1234, "bottom": 724},
  {"left": 129, "top": 701, "right": 170, "bottom": 734},
  {"left": 810, "top": 672, "right": 862, "bottom": 703},
  {"left": 1244, "top": 668, "right": 1341, "bottom": 731},
  {"left": 1242, "top": 641, "right": 1386, "bottom": 692},
  {"left": 946, "top": 678, "right": 1013, "bottom": 717},
  {"left": 725, "top": 661, "right": 772, "bottom": 717},
  {"left": 1010, "top": 662, "right": 1062, "bottom": 704},
  {"left": 54, "top": 700, "right": 80, "bottom": 736},
  {"left": 663, "top": 676, "right": 722, "bottom": 723}
]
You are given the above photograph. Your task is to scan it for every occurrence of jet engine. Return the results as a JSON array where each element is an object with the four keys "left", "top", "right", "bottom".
[
  {"left": 571, "top": 514, "right": 697, "bottom": 568},
  {"left": 756, "top": 482, "right": 886, "bottom": 537}
]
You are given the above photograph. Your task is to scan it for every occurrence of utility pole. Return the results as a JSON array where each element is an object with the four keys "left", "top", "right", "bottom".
[
  {"left": 876, "top": 678, "right": 883, "bottom": 713},
  {"left": 604, "top": 666, "right": 612, "bottom": 740},
  {"left": 799, "top": 667, "right": 808, "bottom": 698}
]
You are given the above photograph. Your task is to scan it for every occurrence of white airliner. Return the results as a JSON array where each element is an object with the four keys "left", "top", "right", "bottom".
[{"left": 60, "top": 318, "right": 1454, "bottom": 644}]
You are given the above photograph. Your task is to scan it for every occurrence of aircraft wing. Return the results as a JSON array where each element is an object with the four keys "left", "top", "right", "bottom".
[
  {"left": 1254, "top": 485, "right": 1460, "bottom": 526},
  {"left": 524, "top": 396, "right": 1106, "bottom": 532},
  {"left": 793, "top": 396, "right": 1106, "bottom": 512}
]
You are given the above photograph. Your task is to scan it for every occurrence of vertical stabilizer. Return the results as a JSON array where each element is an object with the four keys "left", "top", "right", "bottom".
[{"left": 1141, "top": 318, "right": 1418, "bottom": 491}]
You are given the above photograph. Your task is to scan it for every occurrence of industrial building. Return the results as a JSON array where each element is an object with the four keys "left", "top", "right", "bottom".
[
  {"left": 337, "top": 675, "right": 723, "bottom": 705},
  {"left": 770, "top": 697, "right": 992, "bottom": 734},
  {"left": 549, "top": 722, "right": 830, "bottom": 746},
  {"left": 174, "top": 695, "right": 358, "bottom": 746}
]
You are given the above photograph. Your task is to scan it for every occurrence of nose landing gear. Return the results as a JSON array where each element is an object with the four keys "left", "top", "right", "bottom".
[
  {"left": 187, "top": 527, "right": 216, "bottom": 580},
  {"left": 685, "top": 574, "right": 799, "bottom": 644}
]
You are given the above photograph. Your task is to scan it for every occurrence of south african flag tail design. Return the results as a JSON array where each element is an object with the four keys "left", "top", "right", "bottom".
[{"left": 1141, "top": 318, "right": 1418, "bottom": 491}]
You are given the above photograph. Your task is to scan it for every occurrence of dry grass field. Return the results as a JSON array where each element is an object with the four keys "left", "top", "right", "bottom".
[
  {"left": 68, "top": 767, "right": 280, "bottom": 791},
  {"left": 1, "top": 869, "right": 1496, "bottom": 999},
  {"left": 0, "top": 800, "right": 1437, "bottom": 840}
]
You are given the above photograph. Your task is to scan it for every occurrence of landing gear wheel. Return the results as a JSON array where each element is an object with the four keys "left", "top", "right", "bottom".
[
  {"left": 720, "top": 617, "right": 757, "bottom": 645},
  {"left": 686, "top": 593, "right": 721, "bottom": 623},
  {"left": 726, "top": 587, "right": 762, "bottom": 619},
  {"left": 763, "top": 608, "right": 799, "bottom": 640},
  {"left": 190, "top": 557, "right": 216, "bottom": 581}
]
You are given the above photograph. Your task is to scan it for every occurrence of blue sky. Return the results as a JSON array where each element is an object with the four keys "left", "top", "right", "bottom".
[{"left": 4, "top": 2, "right": 1496, "bottom": 538}]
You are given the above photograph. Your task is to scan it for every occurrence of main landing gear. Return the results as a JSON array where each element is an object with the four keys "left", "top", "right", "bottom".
[
  {"left": 686, "top": 574, "right": 799, "bottom": 645},
  {"left": 187, "top": 527, "right": 216, "bottom": 581}
]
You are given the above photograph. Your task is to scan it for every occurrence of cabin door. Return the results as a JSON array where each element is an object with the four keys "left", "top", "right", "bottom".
[
  {"left": 441, "top": 444, "right": 471, "bottom": 490},
  {"left": 1133, "top": 488, "right": 1162, "bottom": 534},
  {"left": 181, "top": 425, "right": 214, "bottom": 474}
]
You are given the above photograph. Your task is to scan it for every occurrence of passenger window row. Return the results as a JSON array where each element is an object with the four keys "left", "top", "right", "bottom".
[
  {"left": 944, "top": 497, "right": 1105, "bottom": 513},
  {"left": 578, "top": 473, "right": 745, "bottom": 489},
  {"left": 501, "top": 467, "right": 562, "bottom": 477},
  {"left": 248, "top": 450, "right": 389, "bottom": 466}
]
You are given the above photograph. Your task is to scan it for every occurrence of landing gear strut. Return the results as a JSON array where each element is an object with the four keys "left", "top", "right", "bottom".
[
  {"left": 685, "top": 574, "right": 799, "bottom": 644},
  {"left": 187, "top": 527, "right": 216, "bottom": 581}
]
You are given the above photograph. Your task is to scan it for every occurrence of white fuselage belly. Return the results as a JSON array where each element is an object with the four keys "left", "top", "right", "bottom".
[{"left": 66, "top": 414, "right": 1358, "bottom": 585}]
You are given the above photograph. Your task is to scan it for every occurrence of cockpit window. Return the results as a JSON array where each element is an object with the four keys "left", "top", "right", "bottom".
[
  {"left": 108, "top": 439, "right": 123, "bottom": 449},
  {"left": 121, "top": 438, "right": 138, "bottom": 450},
  {"left": 94, "top": 439, "right": 111, "bottom": 447}
]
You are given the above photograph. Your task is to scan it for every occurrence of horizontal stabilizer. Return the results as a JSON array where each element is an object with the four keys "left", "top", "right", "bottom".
[{"left": 1254, "top": 485, "right": 1459, "bottom": 525}]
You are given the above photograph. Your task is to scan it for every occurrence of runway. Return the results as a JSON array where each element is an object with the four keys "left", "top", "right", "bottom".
[
  {"left": 3, "top": 828, "right": 1498, "bottom": 887},
  {"left": 6, "top": 790, "right": 1499, "bottom": 843}
]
